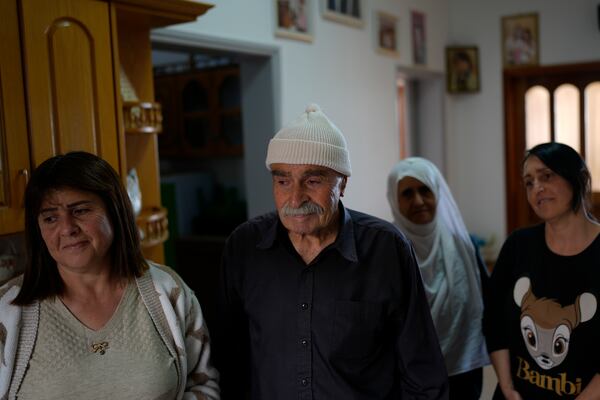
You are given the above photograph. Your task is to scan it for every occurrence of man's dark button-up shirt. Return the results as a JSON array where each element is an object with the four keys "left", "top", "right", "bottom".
[{"left": 216, "top": 203, "right": 448, "bottom": 399}]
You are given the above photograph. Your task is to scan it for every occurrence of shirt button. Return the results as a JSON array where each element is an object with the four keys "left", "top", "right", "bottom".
[
  {"left": 300, "top": 303, "right": 309, "bottom": 310},
  {"left": 301, "top": 339, "right": 308, "bottom": 346},
  {"left": 301, "top": 378, "right": 309, "bottom": 386}
]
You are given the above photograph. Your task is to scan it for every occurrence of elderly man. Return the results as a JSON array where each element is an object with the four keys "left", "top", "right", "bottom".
[{"left": 216, "top": 104, "right": 448, "bottom": 399}]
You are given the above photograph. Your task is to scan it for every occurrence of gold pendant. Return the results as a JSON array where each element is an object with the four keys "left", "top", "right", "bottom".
[{"left": 91, "top": 341, "right": 109, "bottom": 355}]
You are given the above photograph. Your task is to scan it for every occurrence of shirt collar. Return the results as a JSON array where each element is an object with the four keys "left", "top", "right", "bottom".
[{"left": 256, "top": 202, "right": 358, "bottom": 263}]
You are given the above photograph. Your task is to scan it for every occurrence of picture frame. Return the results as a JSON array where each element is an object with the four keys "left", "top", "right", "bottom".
[
  {"left": 275, "top": 0, "right": 313, "bottom": 42},
  {"left": 501, "top": 13, "right": 539, "bottom": 68},
  {"left": 322, "top": 0, "right": 364, "bottom": 28},
  {"left": 375, "top": 11, "right": 398, "bottom": 56},
  {"left": 446, "top": 46, "right": 480, "bottom": 93},
  {"left": 411, "top": 11, "right": 426, "bottom": 65}
]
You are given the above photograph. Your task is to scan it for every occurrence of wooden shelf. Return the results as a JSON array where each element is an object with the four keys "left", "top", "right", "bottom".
[
  {"left": 123, "top": 101, "right": 163, "bottom": 134},
  {"left": 136, "top": 206, "right": 169, "bottom": 248},
  {"left": 113, "top": 0, "right": 213, "bottom": 28}
]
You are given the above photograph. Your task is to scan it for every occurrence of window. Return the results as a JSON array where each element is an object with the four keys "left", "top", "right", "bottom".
[
  {"left": 553, "top": 84, "right": 580, "bottom": 152},
  {"left": 525, "top": 85, "right": 550, "bottom": 149},
  {"left": 525, "top": 82, "right": 599, "bottom": 175}
]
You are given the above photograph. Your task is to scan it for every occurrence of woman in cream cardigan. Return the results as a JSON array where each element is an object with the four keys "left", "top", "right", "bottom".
[{"left": 0, "top": 151, "right": 219, "bottom": 400}]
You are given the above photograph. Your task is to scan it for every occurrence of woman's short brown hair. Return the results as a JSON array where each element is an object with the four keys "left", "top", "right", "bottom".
[{"left": 13, "top": 151, "right": 147, "bottom": 305}]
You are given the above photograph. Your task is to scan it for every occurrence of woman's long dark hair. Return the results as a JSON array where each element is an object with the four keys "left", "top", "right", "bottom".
[{"left": 13, "top": 151, "right": 147, "bottom": 305}]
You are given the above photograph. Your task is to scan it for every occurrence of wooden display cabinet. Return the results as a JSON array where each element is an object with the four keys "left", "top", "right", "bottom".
[
  {"left": 0, "top": 0, "right": 212, "bottom": 264},
  {"left": 154, "top": 65, "right": 243, "bottom": 158}
]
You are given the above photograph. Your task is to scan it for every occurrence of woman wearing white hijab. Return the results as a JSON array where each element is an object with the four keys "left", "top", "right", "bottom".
[{"left": 387, "top": 157, "right": 489, "bottom": 400}]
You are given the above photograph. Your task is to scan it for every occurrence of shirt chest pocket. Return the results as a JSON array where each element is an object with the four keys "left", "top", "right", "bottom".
[{"left": 331, "top": 300, "right": 385, "bottom": 360}]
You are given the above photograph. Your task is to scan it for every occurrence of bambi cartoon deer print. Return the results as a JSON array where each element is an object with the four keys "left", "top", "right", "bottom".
[{"left": 513, "top": 277, "right": 597, "bottom": 370}]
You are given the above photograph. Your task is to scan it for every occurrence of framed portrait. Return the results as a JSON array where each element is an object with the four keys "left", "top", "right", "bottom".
[
  {"left": 322, "top": 0, "right": 364, "bottom": 28},
  {"left": 375, "top": 12, "right": 398, "bottom": 56},
  {"left": 275, "top": 0, "right": 313, "bottom": 42},
  {"left": 446, "top": 46, "right": 480, "bottom": 93},
  {"left": 501, "top": 13, "right": 539, "bottom": 68},
  {"left": 411, "top": 11, "right": 426, "bottom": 65}
]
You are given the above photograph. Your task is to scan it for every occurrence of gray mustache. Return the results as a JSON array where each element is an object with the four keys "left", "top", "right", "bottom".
[{"left": 281, "top": 202, "right": 324, "bottom": 216}]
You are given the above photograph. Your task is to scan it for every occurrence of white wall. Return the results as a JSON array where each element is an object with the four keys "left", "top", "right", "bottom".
[
  {"left": 161, "top": 0, "right": 600, "bottom": 252},
  {"left": 165, "top": 0, "right": 449, "bottom": 219},
  {"left": 446, "top": 0, "right": 600, "bottom": 253}
]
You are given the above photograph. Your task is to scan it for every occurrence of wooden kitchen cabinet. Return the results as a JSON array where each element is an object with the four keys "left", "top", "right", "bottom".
[
  {"left": 0, "top": 0, "right": 212, "bottom": 264},
  {"left": 19, "top": 0, "right": 121, "bottom": 170}
]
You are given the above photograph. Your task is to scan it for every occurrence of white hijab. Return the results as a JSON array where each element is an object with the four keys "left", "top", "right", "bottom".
[{"left": 386, "top": 157, "right": 488, "bottom": 375}]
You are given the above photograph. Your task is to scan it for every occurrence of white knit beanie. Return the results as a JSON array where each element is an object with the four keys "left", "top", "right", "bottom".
[{"left": 265, "top": 104, "right": 352, "bottom": 176}]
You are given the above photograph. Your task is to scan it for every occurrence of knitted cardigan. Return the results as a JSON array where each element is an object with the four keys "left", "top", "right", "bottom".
[{"left": 0, "top": 262, "right": 220, "bottom": 400}]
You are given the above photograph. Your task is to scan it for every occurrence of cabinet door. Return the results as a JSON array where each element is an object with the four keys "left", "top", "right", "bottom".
[
  {"left": 19, "top": 0, "right": 120, "bottom": 170},
  {"left": 0, "top": 0, "right": 31, "bottom": 234}
]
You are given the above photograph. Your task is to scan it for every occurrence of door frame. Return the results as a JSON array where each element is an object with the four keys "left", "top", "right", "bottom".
[{"left": 150, "top": 28, "right": 280, "bottom": 218}]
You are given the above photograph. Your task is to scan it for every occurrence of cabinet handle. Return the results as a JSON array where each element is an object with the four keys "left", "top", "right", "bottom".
[{"left": 19, "top": 168, "right": 29, "bottom": 184}]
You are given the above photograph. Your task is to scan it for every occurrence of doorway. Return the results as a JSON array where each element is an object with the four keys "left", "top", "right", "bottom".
[
  {"left": 150, "top": 29, "right": 279, "bottom": 328},
  {"left": 396, "top": 68, "right": 446, "bottom": 173}
]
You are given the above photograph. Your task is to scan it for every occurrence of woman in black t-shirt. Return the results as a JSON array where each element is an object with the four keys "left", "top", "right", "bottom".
[{"left": 484, "top": 142, "right": 600, "bottom": 399}]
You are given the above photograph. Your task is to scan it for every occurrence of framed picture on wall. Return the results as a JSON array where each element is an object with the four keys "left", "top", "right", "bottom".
[
  {"left": 411, "top": 10, "right": 426, "bottom": 65},
  {"left": 375, "top": 11, "right": 398, "bottom": 56},
  {"left": 275, "top": 0, "right": 313, "bottom": 42},
  {"left": 446, "top": 46, "right": 480, "bottom": 93},
  {"left": 501, "top": 13, "right": 539, "bottom": 68},
  {"left": 322, "top": 0, "right": 364, "bottom": 28}
]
